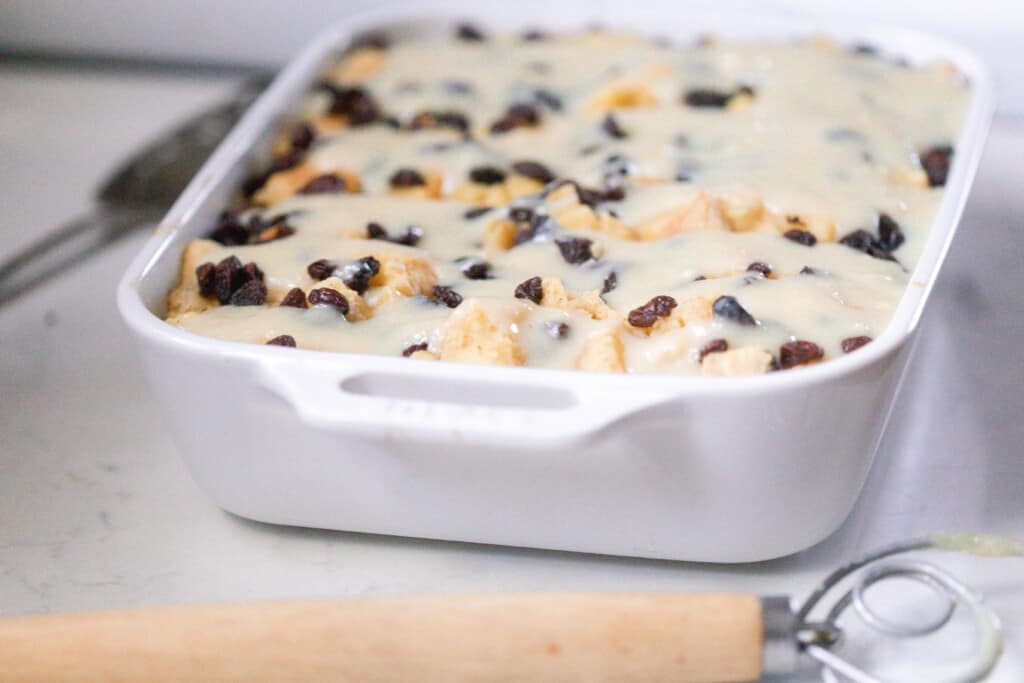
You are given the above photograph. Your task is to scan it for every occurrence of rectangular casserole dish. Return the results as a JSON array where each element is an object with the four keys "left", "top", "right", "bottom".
[{"left": 117, "top": 1, "right": 994, "bottom": 562}]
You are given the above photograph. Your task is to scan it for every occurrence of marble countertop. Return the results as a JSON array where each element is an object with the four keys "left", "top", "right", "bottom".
[{"left": 1, "top": 64, "right": 1022, "bottom": 681}]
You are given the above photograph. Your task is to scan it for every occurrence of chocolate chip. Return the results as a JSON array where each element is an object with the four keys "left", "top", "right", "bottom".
[
  {"left": 229, "top": 280, "right": 267, "bottom": 306},
  {"left": 698, "top": 338, "right": 729, "bottom": 361},
  {"left": 545, "top": 321, "right": 570, "bottom": 339},
  {"left": 213, "top": 256, "right": 243, "bottom": 304},
  {"left": 601, "top": 113, "right": 628, "bottom": 139},
  {"left": 876, "top": 213, "right": 905, "bottom": 252},
  {"left": 919, "top": 145, "right": 952, "bottom": 187},
  {"left": 514, "top": 276, "right": 543, "bottom": 304},
  {"left": 280, "top": 287, "right": 308, "bottom": 308},
  {"left": 290, "top": 123, "right": 315, "bottom": 150},
  {"left": 684, "top": 88, "right": 732, "bottom": 108},
  {"left": 555, "top": 237, "right": 595, "bottom": 264},
  {"left": 433, "top": 285, "right": 463, "bottom": 308},
  {"left": 402, "top": 342, "right": 429, "bottom": 357},
  {"left": 339, "top": 256, "right": 380, "bottom": 294},
  {"left": 307, "top": 287, "right": 349, "bottom": 315},
  {"left": 511, "top": 160, "right": 556, "bottom": 184},
  {"left": 841, "top": 336, "right": 873, "bottom": 353},
  {"left": 534, "top": 89, "right": 563, "bottom": 111},
  {"left": 460, "top": 260, "right": 492, "bottom": 280},
  {"left": 839, "top": 230, "right": 897, "bottom": 261},
  {"left": 389, "top": 168, "right": 426, "bottom": 188},
  {"left": 266, "top": 334, "right": 297, "bottom": 347},
  {"left": 490, "top": 104, "right": 540, "bottom": 134},
  {"left": 456, "top": 23, "right": 485, "bottom": 41},
  {"left": 712, "top": 295, "right": 757, "bottom": 326},
  {"left": 326, "top": 86, "right": 379, "bottom": 126},
  {"left": 196, "top": 262, "right": 216, "bottom": 298},
  {"left": 299, "top": 173, "right": 347, "bottom": 195},
  {"left": 407, "top": 110, "right": 470, "bottom": 133},
  {"left": 628, "top": 295, "right": 678, "bottom": 328},
  {"left": 783, "top": 229, "right": 817, "bottom": 247},
  {"left": 601, "top": 271, "right": 618, "bottom": 294},
  {"left": 779, "top": 340, "right": 824, "bottom": 369},
  {"left": 469, "top": 166, "right": 507, "bottom": 185},
  {"left": 463, "top": 206, "right": 492, "bottom": 220},
  {"left": 747, "top": 261, "right": 772, "bottom": 277}
]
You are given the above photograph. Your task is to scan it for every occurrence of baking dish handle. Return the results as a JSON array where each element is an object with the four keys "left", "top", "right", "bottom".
[{"left": 257, "top": 360, "right": 677, "bottom": 448}]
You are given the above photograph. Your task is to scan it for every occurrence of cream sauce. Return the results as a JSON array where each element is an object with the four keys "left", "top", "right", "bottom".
[{"left": 171, "top": 30, "right": 969, "bottom": 375}]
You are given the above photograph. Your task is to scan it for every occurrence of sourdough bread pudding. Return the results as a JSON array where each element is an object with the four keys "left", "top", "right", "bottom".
[{"left": 166, "top": 25, "right": 969, "bottom": 375}]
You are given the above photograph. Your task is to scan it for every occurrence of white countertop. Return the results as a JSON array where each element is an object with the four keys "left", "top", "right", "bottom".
[{"left": 1, "top": 65, "right": 1022, "bottom": 681}]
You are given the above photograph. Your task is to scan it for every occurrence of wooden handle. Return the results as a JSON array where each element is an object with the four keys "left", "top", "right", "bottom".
[{"left": 0, "top": 593, "right": 764, "bottom": 682}]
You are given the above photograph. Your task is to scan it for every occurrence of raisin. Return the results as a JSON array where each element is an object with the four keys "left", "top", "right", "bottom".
[
  {"left": 747, "top": 261, "right": 772, "bottom": 277},
  {"left": 407, "top": 110, "right": 470, "bottom": 133},
  {"left": 299, "top": 173, "right": 347, "bottom": 195},
  {"left": 684, "top": 88, "right": 732, "bottom": 108},
  {"left": 325, "top": 86, "right": 378, "bottom": 124},
  {"left": 509, "top": 206, "right": 534, "bottom": 224},
  {"left": 555, "top": 237, "right": 594, "bottom": 264},
  {"left": 783, "top": 229, "right": 817, "bottom": 246},
  {"left": 339, "top": 256, "right": 380, "bottom": 294},
  {"left": 839, "top": 230, "right": 897, "bottom": 261},
  {"left": 779, "top": 340, "right": 825, "bottom": 369},
  {"left": 841, "top": 336, "right": 873, "bottom": 353},
  {"left": 266, "top": 335, "right": 297, "bottom": 347},
  {"left": 545, "top": 321, "right": 570, "bottom": 339},
  {"left": 712, "top": 295, "right": 757, "bottom": 326},
  {"left": 469, "top": 166, "right": 507, "bottom": 185},
  {"left": 463, "top": 206, "right": 492, "bottom": 220},
  {"left": 601, "top": 271, "right": 618, "bottom": 294},
  {"left": 212, "top": 256, "right": 242, "bottom": 304},
  {"left": 534, "top": 89, "right": 563, "bottom": 111},
  {"left": 326, "top": 86, "right": 379, "bottom": 125},
  {"left": 395, "top": 225, "right": 424, "bottom": 246},
  {"left": 253, "top": 220, "right": 296, "bottom": 243},
  {"left": 511, "top": 160, "right": 556, "bottom": 184},
  {"left": 460, "top": 260, "right": 492, "bottom": 280},
  {"left": 267, "top": 149, "right": 304, "bottom": 174},
  {"left": 290, "top": 123, "right": 315, "bottom": 150},
  {"left": 307, "top": 288, "right": 350, "bottom": 315},
  {"left": 919, "top": 145, "right": 952, "bottom": 187},
  {"left": 698, "top": 338, "right": 729, "bottom": 361},
  {"left": 628, "top": 295, "right": 678, "bottom": 328},
  {"left": 456, "top": 23, "right": 485, "bottom": 41},
  {"left": 229, "top": 280, "right": 267, "bottom": 306},
  {"left": 876, "top": 213, "right": 905, "bottom": 252},
  {"left": 433, "top": 285, "right": 463, "bottom": 308},
  {"left": 349, "top": 32, "right": 389, "bottom": 51},
  {"left": 402, "top": 342, "right": 429, "bottom": 357},
  {"left": 522, "top": 29, "right": 547, "bottom": 41},
  {"left": 514, "top": 215, "right": 549, "bottom": 245},
  {"left": 442, "top": 80, "right": 473, "bottom": 95},
  {"left": 209, "top": 211, "right": 248, "bottom": 246},
  {"left": 602, "top": 113, "right": 628, "bottom": 139},
  {"left": 196, "top": 262, "right": 216, "bottom": 298},
  {"left": 514, "top": 276, "right": 543, "bottom": 304},
  {"left": 800, "top": 266, "right": 821, "bottom": 276},
  {"left": 307, "top": 259, "right": 337, "bottom": 281},
  {"left": 490, "top": 104, "right": 540, "bottom": 134},
  {"left": 280, "top": 287, "right": 308, "bottom": 308},
  {"left": 389, "top": 168, "right": 426, "bottom": 188},
  {"left": 240, "top": 262, "right": 263, "bottom": 285},
  {"left": 366, "top": 222, "right": 388, "bottom": 239}
]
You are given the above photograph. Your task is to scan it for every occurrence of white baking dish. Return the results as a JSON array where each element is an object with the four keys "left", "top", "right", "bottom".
[{"left": 116, "top": 2, "right": 994, "bottom": 562}]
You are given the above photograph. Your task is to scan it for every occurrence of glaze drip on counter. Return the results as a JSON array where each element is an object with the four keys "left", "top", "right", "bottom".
[{"left": 166, "top": 27, "right": 969, "bottom": 375}]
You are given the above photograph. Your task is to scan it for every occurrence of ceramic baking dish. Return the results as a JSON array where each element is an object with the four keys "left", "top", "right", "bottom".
[{"left": 117, "top": 2, "right": 994, "bottom": 562}]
